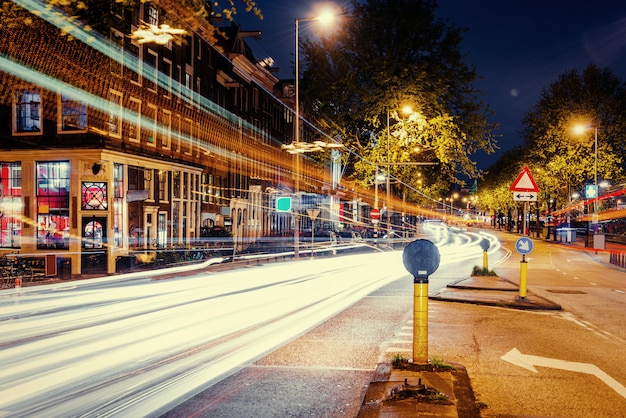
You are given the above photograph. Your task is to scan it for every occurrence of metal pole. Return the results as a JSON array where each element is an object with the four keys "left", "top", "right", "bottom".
[
  {"left": 386, "top": 109, "right": 391, "bottom": 246},
  {"left": 374, "top": 165, "right": 379, "bottom": 238},
  {"left": 413, "top": 276, "right": 428, "bottom": 363},
  {"left": 594, "top": 126, "right": 598, "bottom": 219},
  {"left": 294, "top": 18, "right": 300, "bottom": 259}
]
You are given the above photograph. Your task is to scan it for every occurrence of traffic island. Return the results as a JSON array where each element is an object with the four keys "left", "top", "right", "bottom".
[
  {"left": 430, "top": 275, "right": 562, "bottom": 310},
  {"left": 358, "top": 361, "right": 481, "bottom": 417}
]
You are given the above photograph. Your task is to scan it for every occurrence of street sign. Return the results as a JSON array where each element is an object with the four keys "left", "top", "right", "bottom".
[
  {"left": 515, "top": 237, "right": 534, "bottom": 255},
  {"left": 402, "top": 239, "right": 440, "bottom": 279},
  {"left": 276, "top": 196, "right": 291, "bottom": 212},
  {"left": 510, "top": 166, "right": 540, "bottom": 193},
  {"left": 370, "top": 208, "right": 380, "bottom": 220},
  {"left": 306, "top": 208, "right": 320, "bottom": 220},
  {"left": 585, "top": 184, "right": 597, "bottom": 199},
  {"left": 513, "top": 192, "right": 537, "bottom": 201}
]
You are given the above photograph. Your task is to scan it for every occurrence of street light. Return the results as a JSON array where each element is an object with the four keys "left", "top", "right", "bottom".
[
  {"left": 573, "top": 123, "right": 605, "bottom": 249},
  {"left": 292, "top": 10, "right": 340, "bottom": 258}
]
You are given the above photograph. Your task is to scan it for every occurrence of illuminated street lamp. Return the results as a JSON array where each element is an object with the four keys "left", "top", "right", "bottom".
[
  {"left": 291, "top": 9, "right": 340, "bottom": 259},
  {"left": 573, "top": 123, "right": 605, "bottom": 249},
  {"left": 573, "top": 124, "right": 598, "bottom": 218}
]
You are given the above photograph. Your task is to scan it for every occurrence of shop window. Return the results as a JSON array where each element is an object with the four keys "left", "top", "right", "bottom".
[
  {"left": 82, "top": 182, "right": 108, "bottom": 210},
  {"left": 113, "top": 164, "right": 124, "bottom": 247},
  {"left": 37, "top": 161, "right": 70, "bottom": 249},
  {"left": 0, "top": 162, "right": 22, "bottom": 248},
  {"left": 13, "top": 90, "right": 41, "bottom": 134}
]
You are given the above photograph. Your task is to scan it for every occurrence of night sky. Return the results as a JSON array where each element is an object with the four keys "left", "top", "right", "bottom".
[{"left": 233, "top": 0, "right": 626, "bottom": 169}]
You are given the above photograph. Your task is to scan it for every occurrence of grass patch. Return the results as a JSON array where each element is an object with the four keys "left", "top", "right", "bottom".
[
  {"left": 391, "top": 353, "right": 410, "bottom": 370},
  {"left": 471, "top": 265, "right": 498, "bottom": 276}
]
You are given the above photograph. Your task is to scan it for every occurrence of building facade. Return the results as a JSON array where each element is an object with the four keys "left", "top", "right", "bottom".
[{"left": 0, "top": 1, "right": 339, "bottom": 276}]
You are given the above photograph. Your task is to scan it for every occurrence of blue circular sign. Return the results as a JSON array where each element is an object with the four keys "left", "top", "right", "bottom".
[{"left": 515, "top": 237, "right": 534, "bottom": 255}]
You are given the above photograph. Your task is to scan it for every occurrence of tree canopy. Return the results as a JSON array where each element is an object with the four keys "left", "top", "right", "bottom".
[
  {"left": 299, "top": 0, "right": 497, "bottom": 204},
  {"left": 477, "top": 64, "right": 626, "bottom": 216}
]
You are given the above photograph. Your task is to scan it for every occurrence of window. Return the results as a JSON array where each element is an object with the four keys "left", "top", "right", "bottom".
[
  {"left": 161, "top": 58, "right": 172, "bottom": 98},
  {"left": 82, "top": 182, "right": 108, "bottom": 210},
  {"left": 37, "top": 161, "right": 70, "bottom": 249},
  {"left": 58, "top": 94, "right": 87, "bottom": 133},
  {"left": 172, "top": 170, "right": 181, "bottom": 199},
  {"left": 182, "top": 117, "right": 192, "bottom": 154},
  {"left": 113, "top": 163, "right": 124, "bottom": 199},
  {"left": 144, "top": 49, "right": 158, "bottom": 92},
  {"left": 144, "top": 169, "right": 154, "bottom": 201},
  {"left": 126, "top": 41, "right": 141, "bottom": 85},
  {"left": 0, "top": 162, "right": 22, "bottom": 248},
  {"left": 158, "top": 170, "right": 168, "bottom": 202},
  {"left": 113, "top": 164, "right": 124, "bottom": 247},
  {"left": 160, "top": 110, "right": 171, "bottom": 149},
  {"left": 127, "top": 97, "right": 141, "bottom": 142},
  {"left": 145, "top": 104, "right": 157, "bottom": 146},
  {"left": 110, "top": 29, "right": 124, "bottom": 76},
  {"left": 109, "top": 90, "right": 123, "bottom": 137},
  {"left": 147, "top": 4, "right": 159, "bottom": 25},
  {"left": 13, "top": 90, "right": 41, "bottom": 134}
]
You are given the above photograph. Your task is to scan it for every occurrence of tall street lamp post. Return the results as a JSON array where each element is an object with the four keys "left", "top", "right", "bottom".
[
  {"left": 573, "top": 123, "right": 603, "bottom": 249},
  {"left": 292, "top": 11, "right": 340, "bottom": 259}
]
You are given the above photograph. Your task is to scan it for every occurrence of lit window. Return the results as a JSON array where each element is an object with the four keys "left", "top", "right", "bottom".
[
  {"left": 13, "top": 90, "right": 41, "bottom": 134},
  {"left": 36, "top": 161, "right": 70, "bottom": 250},
  {"left": 81, "top": 182, "right": 108, "bottom": 210},
  {"left": 0, "top": 162, "right": 22, "bottom": 248},
  {"left": 147, "top": 4, "right": 159, "bottom": 25}
]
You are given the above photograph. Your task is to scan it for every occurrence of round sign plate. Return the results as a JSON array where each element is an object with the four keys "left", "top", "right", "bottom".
[
  {"left": 515, "top": 237, "right": 534, "bottom": 255},
  {"left": 402, "top": 239, "right": 440, "bottom": 278},
  {"left": 371, "top": 208, "right": 380, "bottom": 220},
  {"left": 479, "top": 238, "right": 490, "bottom": 251}
]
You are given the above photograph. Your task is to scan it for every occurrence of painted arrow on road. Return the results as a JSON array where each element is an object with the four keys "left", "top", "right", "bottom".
[{"left": 502, "top": 348, "right": 626, "bottom": 399}]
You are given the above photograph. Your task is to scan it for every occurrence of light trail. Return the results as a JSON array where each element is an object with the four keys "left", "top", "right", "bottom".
[{"left": 0, "top": 231, "right": 496, "bottom": 416}]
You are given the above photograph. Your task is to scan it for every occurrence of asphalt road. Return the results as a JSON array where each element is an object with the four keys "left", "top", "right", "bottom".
[{"left": 165, "top": 229, "right": 626, "bottom": 417}]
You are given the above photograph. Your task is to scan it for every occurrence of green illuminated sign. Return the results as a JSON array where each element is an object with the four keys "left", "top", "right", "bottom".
[{"left": 276, "top": 196, "right": 292, "bottom": 212}]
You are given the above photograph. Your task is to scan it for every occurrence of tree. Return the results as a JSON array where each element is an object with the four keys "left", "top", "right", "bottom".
[
  {"left": 300, "top": 0, "right": 497, "bottom": 201},
  {"left": 1, "top": 1, "right": 262, "bottom": 46},
  {"left": 520, "top": 64, "right": 626, "bottom": 209}
]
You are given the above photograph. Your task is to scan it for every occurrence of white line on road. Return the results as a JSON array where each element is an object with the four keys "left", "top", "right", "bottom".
[{"left": 502, "top": 348, "right": 626, "bottom": 399}]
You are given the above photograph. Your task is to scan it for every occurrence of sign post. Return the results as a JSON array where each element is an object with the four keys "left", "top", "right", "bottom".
[
  {"left": 510, "top": 166, "right": 540, "bottom": 236},
  {"left": 402, "top": 239, "right": 440, "bottom": 364},
  {"left": 306, "top": 208, "right": 320, "bottom": 258},
  {"left": 480, "top": 238, "right": 490, "bottom": 271},
  {"left": 515, "top": 237, "right": 534, "bottom": 300}
]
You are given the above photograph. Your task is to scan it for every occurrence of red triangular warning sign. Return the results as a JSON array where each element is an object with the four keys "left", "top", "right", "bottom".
[{"left": 510, "top": 166, "right": 540, "bottom": 192}]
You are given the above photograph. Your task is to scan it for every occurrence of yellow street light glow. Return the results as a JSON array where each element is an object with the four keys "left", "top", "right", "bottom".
[{"left": 130, "top": 22, "right": 187, "bottom": 45}]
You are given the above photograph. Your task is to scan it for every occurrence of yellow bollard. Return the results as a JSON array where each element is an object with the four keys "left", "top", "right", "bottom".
[
  {"left": 483, "top": 250, "right": 489, "bottom": 271},
  {"left": 413, "top": 278, "right": 428, "bottom": 364},
  {"left": 519, "top": 256, "right": 528, "bottom": 299}
]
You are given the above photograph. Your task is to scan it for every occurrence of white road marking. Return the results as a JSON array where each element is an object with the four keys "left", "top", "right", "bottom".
[{"left": 502, "top": 348, "right": 626, "bottom": 399}]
